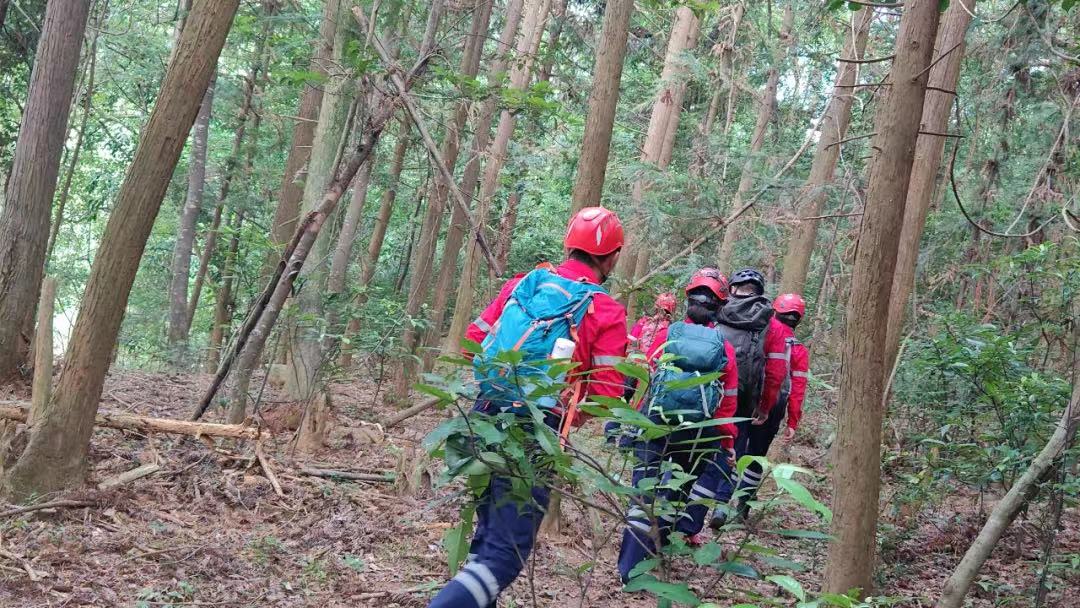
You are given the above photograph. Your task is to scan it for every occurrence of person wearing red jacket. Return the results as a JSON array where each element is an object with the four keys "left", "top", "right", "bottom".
[
  {"left": 429, "top": 207, "right": 627, "bottom": 608},
  {"left": 617, "top": 274, "right": 739, "bottom": 582},
  {"left": 709, "top": 269, "right": 794, "bottom": 528}
]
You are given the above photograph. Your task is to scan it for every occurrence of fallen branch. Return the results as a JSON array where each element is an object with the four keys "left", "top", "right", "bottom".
[
  {"left": 0, "top": 403, "right": 264, "bottom": 440},
  {"left": 383, "top": 396, "right": 442, "bottom": 429},
  {"left": 97, "top": 463, "right": 161, "bottom": 491},
  {"left": 299, "top": 466, "right": 395, "bottom": 483},
  {"left": 256, "top": 442, "right": 284, "bottom": 497},
  {"left": 0, "top": 498, "right": 96, "bottom": 519}
]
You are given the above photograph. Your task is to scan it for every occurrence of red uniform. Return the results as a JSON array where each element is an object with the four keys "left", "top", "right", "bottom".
[
  {"left": 786, "top": 341, "right": 809, "bottom": 431},
  {"left": 645, "top": 321, "right": 740, "bottom": 450},
  {"left": 760, "top": 317, "right": 795, "bottom": 416},
  {"left": 629, "top": 314, "right": 669, "bottom": 357},
  {"left": 465, "top": 258, "right": 628, "bottom": 424}
]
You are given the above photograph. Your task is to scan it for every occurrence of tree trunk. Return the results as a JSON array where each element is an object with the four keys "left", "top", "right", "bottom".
[
  {"left": 883, "top": 0, "right": 974, "bottom": 373},
  {"left": 168, "top": 77, "right": 216, "bottom": 345},
  {"left": 0, "top": 0, "right": 239, "bottom": 501},
  {"left": 0, "top": 0, "right": 91, "bottom": 380},
  {"left": 339, "top": 118, "right": 413, "bottom": 368},
  {"left": 266, "top": 0, "right": 341, "bottom": 270},
  {"left": 617, "top": 6, "right": 699, "bottom": 316},
  {"left": 441, "top": 0, "right": 551, "bottom": 373},
  {"left": 495, "top": 181, "right": 524, "bottom": 271},
  {"left": 937, "top": 321, "right": 1080, "bottom": 608},
  {"left": 570, "top": 0, "right": 634, "bottom": 212},
  {"left": 391, "top": 0, "right": 519, "bottom": 384},
  {"left": 778, "top": 7, "right": 873, "bottom": 294},
  {"left": 823, "top": 0, "right": 941, "bottom": 596},
  {"left": 46, "top": 11, "right": 101, "bottom": 263},
  {"left": 537, "top": 0, "right": 568, "bottom": 84},
  {"left": 208, "top": 211, "right": 243, "bottom": 375},
  {"left": 715, "top": 5, "right": 794, "bottom": 271},
  {"left": 691, "top": 4, "right": 743, "bottom": 179}
]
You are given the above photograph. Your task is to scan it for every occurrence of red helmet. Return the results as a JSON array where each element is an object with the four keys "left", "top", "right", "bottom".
[
  {"left": 774, "top": 293, "right": 806, "bottom": 317},
  {"left": 691, "top": 267, "right": 729, "bottom": 299},
  {"left": 655, "top": 292, "right": 677, "bottom": 313},
  {"left": 685, "top": 275, "right": 726, "bottom": 301},
  {"left": 564, "top": 207, "right": 624, "bottom": 256}
]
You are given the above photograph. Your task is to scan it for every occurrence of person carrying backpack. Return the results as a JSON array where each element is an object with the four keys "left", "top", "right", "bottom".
[
  {"left": 709, "top": 268, "right": 794, "bottom": 527},
  {"left": 617, "top": 274, "right": 739, "bottom": 582},
  {"left": 427, "top": 207, "right": 627, "bottom": 608}
]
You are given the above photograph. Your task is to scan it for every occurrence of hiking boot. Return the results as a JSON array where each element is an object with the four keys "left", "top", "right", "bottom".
[{"left": 709, "top": 512, "right": 727, "bottom": 530}]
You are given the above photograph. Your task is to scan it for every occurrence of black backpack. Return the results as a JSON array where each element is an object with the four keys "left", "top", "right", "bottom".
[{"left": 715, "top": 296, "right": 774, "bottom": 417}]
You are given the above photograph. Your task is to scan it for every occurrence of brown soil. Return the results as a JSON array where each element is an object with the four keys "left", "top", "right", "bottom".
[{"left": 0, "top": 370, "right": 1075, "bottom": 607}]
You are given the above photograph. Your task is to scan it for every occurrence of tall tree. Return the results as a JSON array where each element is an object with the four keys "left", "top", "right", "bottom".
[
  {"left": 1, "top": 0, "right": 239, "bottom": 500},
  {"left": 441, "top": 0, "right": 550, "bottom": 367},
  {"left": 884, "top": 0, "right": 975, "bottom": 372},
  {"left": 265, "top": 0, "right": 341, "bottom": 270},
  {"left": 715, "top": 5, "right": 795, "bottom": 271},
  {"left": 617, "top": 6, "right": 699, "bottom": 313},
  {"left": 167, "top": 79, "right": 215, "bottom": 345},
  {"left": 823, "top": 0, "right": 941, "bottom": 596},
  {"left": 570, "top": 0, "right": 634, "bottom": 212},
  {"left": 779, "top": 7, "right": 874, "bottom": 294},
  {"left": 0, "top": 0, "right": 91, "bottom": 380}
]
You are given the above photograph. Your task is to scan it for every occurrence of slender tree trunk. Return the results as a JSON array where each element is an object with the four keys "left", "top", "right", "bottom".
[
  {"left": 538, "top": 0, "right": 568, "bottom": 84},
  {"left": 339, "top": 118, "right": 413, "bottom": 368},
  {"left": 884, "top": 0, "right": 974, "bottom": 372},
  {"left": 209, "top": 210, "right": 243, "bottom": 374},
  {"left": 46, "top": 11, "right": 100, "bottom": 263},
  {"left": 441, "top": 0, "right": 550, "bottom": 374},
  {"left": 570, "top": 0, "right": 634, "bottom": 212},
  {"left": 715, "top": 5, "right": 794, "bottom": 271},
  {"left": 325, "top": 158, "right": 374, "bottom": 325},
  {"left": 617, "top": 6, "right": 699, "bottom": 316},
  {"left": 1, "top": 0, "right": 239, "bottom": 500},
  {"left": 691, "top": 4, "right": 743, "bottom": 179},
  {"left": 779, "top": 8, "right": 874, "bottom": 294},
  {"left": 495, "top": 181, "right": 524, "bottom": 271},
  {"left": 0, "top": 0, "right": 91, "bottom": 380},
  {"left": 266, "top": 0, "right": 341, "bottom": 271},
  {"left": 824, "top": 0, "right": 941, "bottom": 596},
  {"left": 168, "top": 77, "right": 216, "bottom": 345}
]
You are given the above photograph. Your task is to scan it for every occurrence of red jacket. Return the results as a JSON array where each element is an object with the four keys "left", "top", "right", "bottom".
[
  {"left": 645, "top": 320, "right": 740, "bottom": 450},
  {"left": 786, "top": 342, "right": 809, "bottom": 430},
  {"left": 465, "top": 259, "right": 628, "bottom": 425},
  {"left": 760, "top": 317, "right": 795, "bottom": 416},
  {"left": 629, "top": 313, "right": 670, "bottom": 357}
]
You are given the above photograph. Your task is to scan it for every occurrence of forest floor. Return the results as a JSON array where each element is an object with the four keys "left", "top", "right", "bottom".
[{"left": 1, "top": 369, "right": 1077, "bottom": 607}]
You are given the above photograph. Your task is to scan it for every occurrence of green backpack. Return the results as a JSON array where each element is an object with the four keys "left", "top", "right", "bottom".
[{"left": 645, "top": 322, "right": 729, "bottom": 424}]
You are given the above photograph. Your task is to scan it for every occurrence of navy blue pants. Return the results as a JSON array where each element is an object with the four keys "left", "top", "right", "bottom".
[
  {"left": 428, "top": 407, "right": 556, "bottom": 608},
  {"left": 713, "top": 407, "right": 785, "bottom": 512},
  {"left": 617, "top": 421, "right": 729, "bottom": 581}
]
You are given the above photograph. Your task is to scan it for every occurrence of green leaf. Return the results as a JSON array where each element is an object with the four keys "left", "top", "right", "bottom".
[
  {"left": 414, "top": 383, "right": 454, "bottom": 402},
  {"left": 662, "top": 371, "right": 724, "bottom": 391},
  {"left": 713, "top": 559, "right": 759, "bottom": 579},
  {"left": 693, "top": 542, "right": 723, "bottom": 566},
  {"left": 616, "top": 361, "right": 651, "bottom": 383},
  {"left": 443, "top": 504, "right": 475, "bottom": 576},
  {"left": 627, "top": 557, "right": 660, "bottom": 579},
  {"left": 422, "top": 417, "right": 468, "bottom": 453},
  {"left": 767, "top": 575, "right": 807, "bottom": 601},
  {"left": 623, "top": 576, "right": 699, "bottom": 604},
  {"left": 760, "top": 554, "right": 808, "bottom": 572},
  {"left": 766, "top": 529, "right": 833, "bottom": 540},
  {"left": 775, "top": 477, "right": 832, "bottom": 521}
]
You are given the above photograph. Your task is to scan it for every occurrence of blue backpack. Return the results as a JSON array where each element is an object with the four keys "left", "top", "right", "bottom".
[
  {"left": 473, "top": 268, "right": 601, "bottom": 413},
  {"left": 645, "top": 322, "right": 729, "bottom": 424}
]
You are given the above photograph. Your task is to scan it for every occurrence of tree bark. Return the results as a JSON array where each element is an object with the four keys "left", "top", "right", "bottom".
[
  {"left": 779, "top": 8, "right": 873, "bottom": 294},
  {"left": 537, "top": 0, "right": 568, "bottom": 84},
  {"left": 168, "top": 77, "right": 216, "bottom": 345},
  {"left": 208, "top": 211, "right": 243, "bottom": 376},
  {"left": 495, "top": 181, "right": 524, "bottom": 271},
  {"left": 0, "top": 0, "right": 91, "bottom": 380},
  {"left": 0, "top": 403, "right": 265, "bottom": 441},
  {"left": 937, "top": 318, "right": 1080, "bottom": 608},
  {"left": 0, "top": 0, "right": 239, "bottom": 501},
  {"left": 441, "top": 0, "right": 551, "bottom": 375},
  {"left": 46, "top": 11, "right": 100, "bottom": 263},
  {"left": 823, "top": 0, "right": 941, "bottom": 596},
  {"left": 715, "top": 5, "right": 794, "bottom": 271},
  {"left": 884, "top": 0, "right": 974, "bottom": 373},
  {"left": 28, "top": 277, "right": 55, "bottom": 427},
  {"left": 570, "top": 0, "right": 634, "bottom": 212},
  {"left": 339, "top": 118, "right": 413, "bottom": 368},
  {"left": 266, "top": 0, "right": 341, "bottom": 270},
  {"left": 691, "top": 4, "right": 743, "bottom": 179},
  {"left": 617, "top": 6, "right": 699, "bottom": 316}
]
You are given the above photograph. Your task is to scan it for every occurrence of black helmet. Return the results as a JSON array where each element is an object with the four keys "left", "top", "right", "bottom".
[{"left": 729, "top": 268, "right": 765, "bottom": 296}]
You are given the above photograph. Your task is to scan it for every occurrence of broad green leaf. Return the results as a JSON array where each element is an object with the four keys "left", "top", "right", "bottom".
[
  {"left": 663, "top": 371, "right": 724, "bottom": 390},
  {"left": 693, "top": 542, "right": 723, "bottom": 565},
  {"left": 627, "top": 557, "right": 660, "bottom": 579},
  {"left": 616, "top": 361, "right": 651, "bottom": 382},
  {"left": 623, "top": 576, "right": 699, "bottom": 604},
  {"left": 713, "top": 559, "right": 759, "bottom": 579},
  {"left": 443, "top": 504, "right": 475, "bottom": 576},
  {"left": 775, "top": 477, "right": 832, "bottom": 521},
  {"left": 766, "top": 529, "right": 833, "bottom": 540},
  {"left": 767, "top": 575, "right": 806, "bottom": 601}
]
